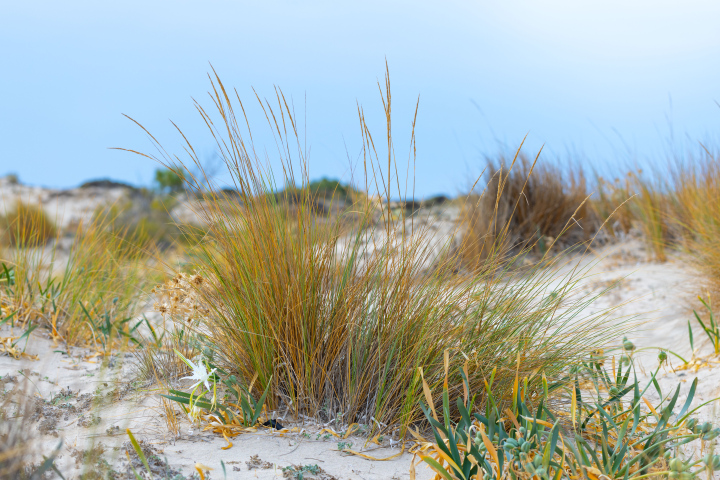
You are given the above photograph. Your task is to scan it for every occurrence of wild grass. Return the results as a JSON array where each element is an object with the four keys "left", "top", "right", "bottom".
[
  {"left": 592, "top": 149, "right": 720, "bottom": 297},
  {"left": 0, "top": 385, "right": 36, "bottom": 478},
  {"left": 593, "top": 170, "right": 670, "bottom": 261},
  {"left": 132, "top": 320, "right": 201, "bottom": 386},
  {"left": 0, "top": 382, "right": 62, "bottom": 478},
  {"left": 94, "top": 193, "right": 204, "bottom": 251},
  {"left": 592, "top": 172, "right": 635, "bottom": 239},
  {"left": 459, "top": 153, "right": 598, "bottom": 270},
  {"left": 0, "top": 206, "right": 156, "bottom": 349},
  {"left": 670, "top": 152, "right": 720, "bottom": 297},
  {"left": 0, "top": 200, "right": 58, "bottom": 247},
  {"left": 124, "top": 68, "right": 623, "bottom": 437}
]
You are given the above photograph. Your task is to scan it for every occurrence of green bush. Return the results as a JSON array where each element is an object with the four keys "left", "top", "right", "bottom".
[
  {"left": 3, "top": 173, "right": 19, "bottom": 185},
  {"left": 154, "top": 168, "right": 185, "bottom": 194}
]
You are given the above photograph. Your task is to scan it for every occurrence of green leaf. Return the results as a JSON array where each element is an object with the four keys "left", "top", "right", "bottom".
[
  {"left": 30, "top": 440, "right": 63, "bottom": 480},
  {"left": 126, "top": 429, "right": 152, "bottom": 476},
  {"left": 457, "top": 397, "right": 472, "bottom": 429},
  {"left": 251, "top": 375, "right": 273, "bottom": 426},
  {"left": 0, "top": 310, "right": 16, "bottom": 326},
  {"left": 676, "top": 378, "right": 697, "bottom": 420},
  {"left": 446, "top": 427, "right": 463, "bottom": 477},
  {"left": 688, "top": 321, "right": 695, "bottom": 352},
  {"left": 422, "top": 457, "right": 455, "bottom": 480},
  {"left": 542, "top": 421, "right": 561, "bottom": 469},
  {"left": 14, "top": 322, "right": 38, "bottom": 353},
  {"left": 160, "top": 394, "right": 217, "bottom": 412}
]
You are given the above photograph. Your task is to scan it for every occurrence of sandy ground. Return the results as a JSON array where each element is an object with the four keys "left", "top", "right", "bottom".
[{"left": 2, "top": 238, "right": 720, "bottom": 479}]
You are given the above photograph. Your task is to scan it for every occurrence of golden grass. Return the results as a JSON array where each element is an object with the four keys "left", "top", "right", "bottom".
[
  {"left": 593, "top": 170, "right": 670, "bottom": 261},
  {"left": 0, "top": 201, "right": 57, "bottom": 247},
  {"left": 592, "top": 151, "right": 720, "bottom": 297},
  {"left": 95, "top": 194, "right": 203, "bottom": 251},
  {"left": 123, "top": 68, "right": 622, "bottom": 437},
  {"left": 0, "top": 382, "right": 42, "bottom": 479},
  {"left": 0, "top": 207, "right": 157, "bottom": 349},
  {"left": 670, "top": 152, "right": 720, "bottom": 296},
  {"left": 459, "top": 152, "right": 598, "bottom": 270}
]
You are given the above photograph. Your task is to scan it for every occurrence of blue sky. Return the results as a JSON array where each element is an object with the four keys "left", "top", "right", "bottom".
[{"left": 1, "top": 1, "right": 719, "bottom": 197}]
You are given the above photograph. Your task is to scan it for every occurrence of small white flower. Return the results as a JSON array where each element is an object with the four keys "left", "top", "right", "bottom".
[{"left": 175, "top": 349, "right": 216, "bottom": 392}]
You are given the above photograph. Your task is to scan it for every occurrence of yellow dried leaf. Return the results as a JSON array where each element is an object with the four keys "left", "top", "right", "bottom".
[
  {"left": 479, "top": 425, "right": 499, "bottom": 474},
  {"left": 221, "top": 432, "right": 233, "bottom": 450},
  {"left": 195, "top": 463, "right": 213, "bottom": 480}
]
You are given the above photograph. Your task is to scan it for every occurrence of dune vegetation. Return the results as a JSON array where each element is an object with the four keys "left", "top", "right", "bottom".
[{"left": 1, "top": 71, "right": 720, "bottom": 479}]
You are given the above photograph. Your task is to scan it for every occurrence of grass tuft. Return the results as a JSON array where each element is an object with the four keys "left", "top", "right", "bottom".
[
  {"left": 459, "top": 152, "right": 598, "bottom": 270},
  {"left": 0, "top": 201, "right": 57, "bottom": 248},
  {"left": 123, "top": 68, "right": 622, "bottom": 437}
]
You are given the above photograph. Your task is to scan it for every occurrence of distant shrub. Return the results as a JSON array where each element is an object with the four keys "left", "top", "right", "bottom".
[
  {"left": 308, "top": 177, "right": 351, "bottom": 198},
  {"left": 79, "top": 178, "right": 135, "bottom": 190},
  {"left": 278, "top": 177, "right": 358, "bottom": 202},
  {"left": 0, "top": 201, "right": 57, "bottom": 247},
  {"left": 3, "top": 173, "right": 19, "bottom": 185},
  {"left": 154, "top": 168, "right": 185, "bottom": 194}
]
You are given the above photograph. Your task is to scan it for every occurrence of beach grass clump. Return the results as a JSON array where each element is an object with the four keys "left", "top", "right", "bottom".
[
  {"left": 593, "top": 169, "right": 671, "bottom": 261},
  {"left": 459, "top": 153, "right": 598, "bottom": 270},
  {"left": 671, "top": 152, "right": 720, "bottom": 296},
  {"left": 593, "top": 150, "right": 720, "bottom": 294},
  {"left": 128, "top": 69, "right": 621, "bottom": 436},
  {"left": 0, "top": 200, "right": 58, "bottom": 248},
  {"left": 93, "top": 193, "right": 202, "bottom": 252}
]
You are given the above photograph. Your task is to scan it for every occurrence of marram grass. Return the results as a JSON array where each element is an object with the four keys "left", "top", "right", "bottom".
[
  {"left": 592, "top": 150, "right": 720, "bottom": 298},
  {"left": 126, "top": 68, "right": 624, "bottom": 436},
  {"left": 459, "top": 152, "right": 598, "bottom": 270}
]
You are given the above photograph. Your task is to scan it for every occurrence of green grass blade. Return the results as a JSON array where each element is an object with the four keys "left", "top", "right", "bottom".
[
  {"left": 422, "top": 457, "right": 455, "bottom": 480},
  {"left": 251, "top": 376, "right": 273, "bottom": 425},
  {"left": 29, "top": 440, "right": 63, "bottom": 480},
  {"left": 676, "top": 378, "right": 697, "bottom": 420},
  {"left": 126, "top": 429, "right": 152, "bottom": 476}
]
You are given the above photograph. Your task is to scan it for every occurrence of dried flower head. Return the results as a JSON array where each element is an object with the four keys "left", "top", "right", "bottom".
[{"left": 151, "top": 271, "right": 214, "bottom": 324}]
